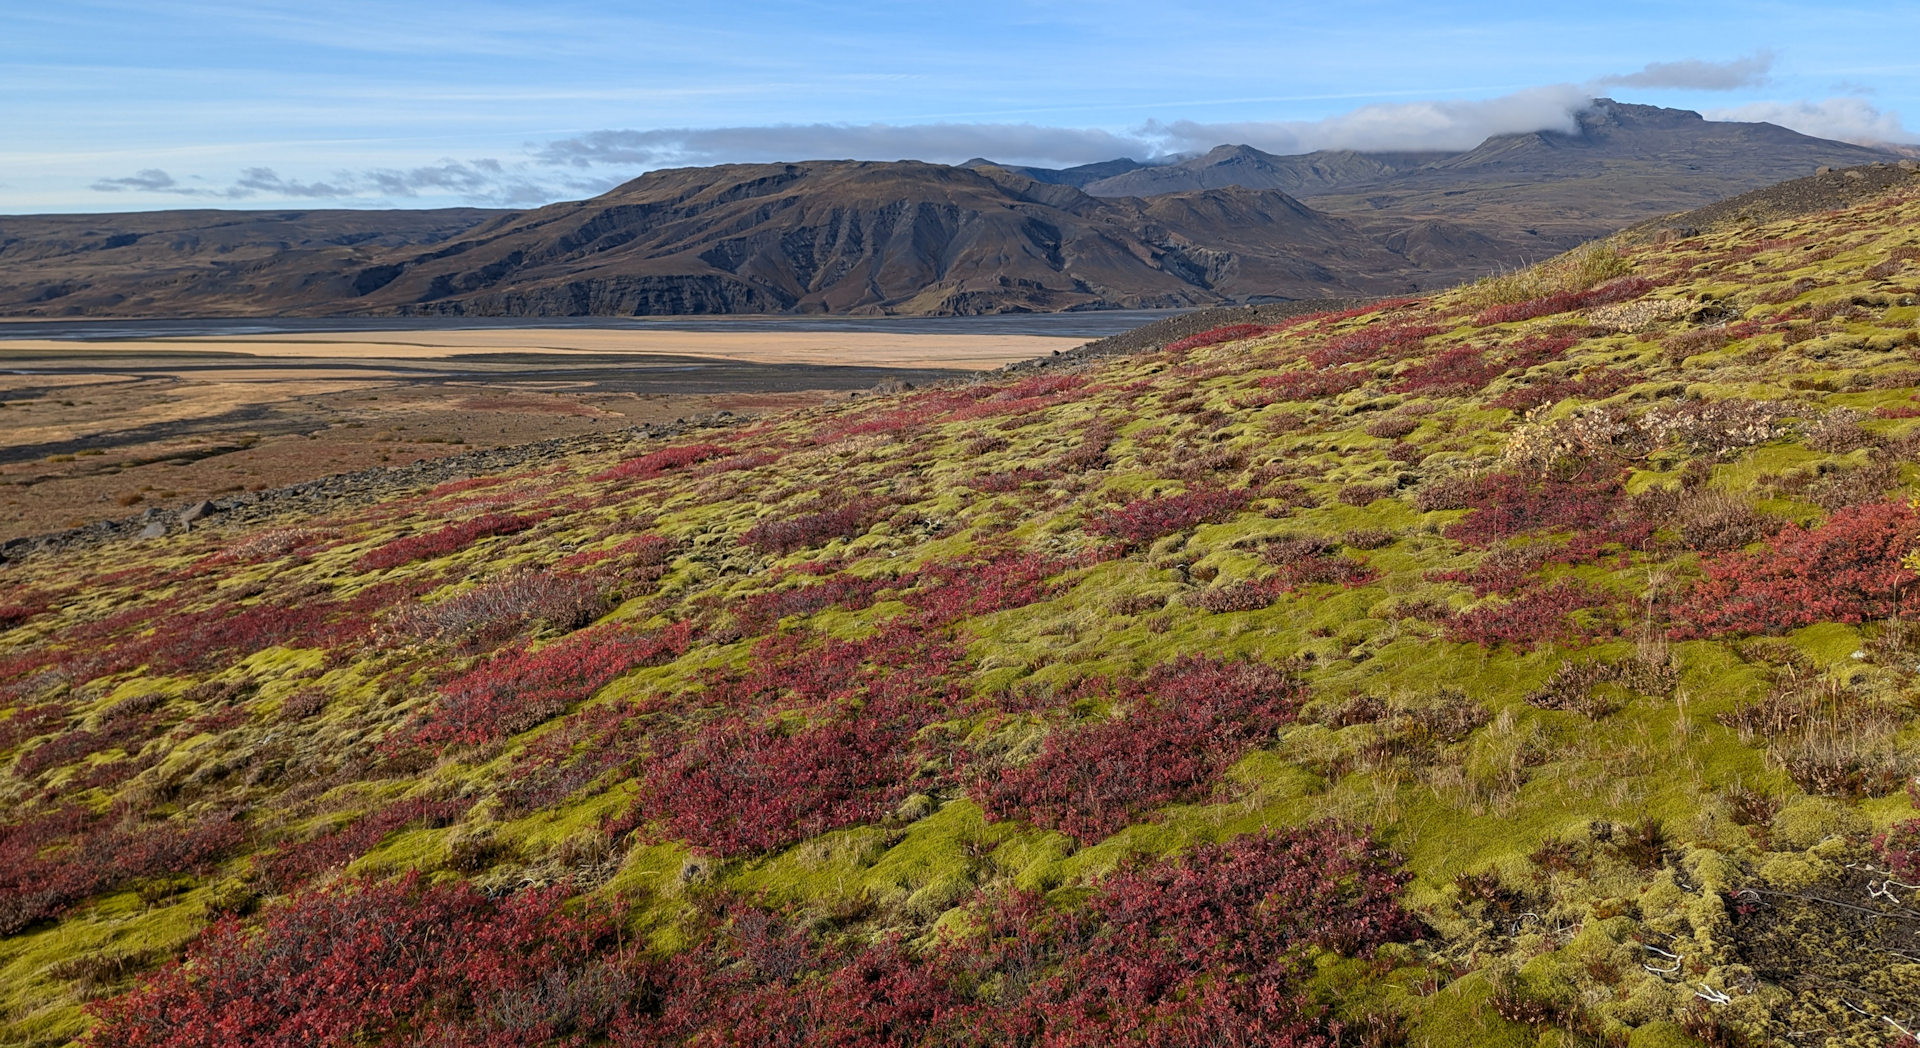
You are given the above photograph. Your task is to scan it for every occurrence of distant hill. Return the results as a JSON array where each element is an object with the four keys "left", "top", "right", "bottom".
[
  {"left": 0, "top": 100, "right": 1903, "bottom": 318},
  {"left": 1077, "top": 100, "right": 1899, "bottom": 240},
  {"left": 0, "top": 162, "right": 1500, "bottom": 317},
  {"left": 0, "top": 208, "right": 505, "bottom": 315},
  {"left": 957, "top": 156, "right": 1157, "bottom": 188}
]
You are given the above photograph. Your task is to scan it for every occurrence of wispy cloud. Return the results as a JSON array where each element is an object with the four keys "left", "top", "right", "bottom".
[
  {"left": 1143, "top": 85, "right": 1592, "bottom": 155},
  {"left": 1705, "top": 96, "right": 1915, "bottom": 145},
  {"left": 84, "top": 53, "right": 1920, "bottom": 211},
  {"left": 533, "top": 86, "right": 1599, "bottom": 171},
  {"left": 88, "top": 159, "right": 607, "bottom": 206},
  {"left": 533, "top": 123, "right": 1159, "bottom": 170},
  {"left": 89, "top": 168, "right": 206, "bottom": 194},
  {"left": 1597, "top": 51, "right": 1775, "bottom": 92}
]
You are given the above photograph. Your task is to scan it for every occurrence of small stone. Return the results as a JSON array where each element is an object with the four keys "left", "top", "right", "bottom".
[
  {"left": 140, "top": 521, "right": 166, "bottom": 539},
  {"left": 178, "top": 500, "right": 215, "bottom": 525}
]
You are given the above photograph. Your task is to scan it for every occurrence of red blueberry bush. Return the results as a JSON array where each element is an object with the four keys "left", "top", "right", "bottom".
[
  {"left": 1677, "top": 499, "right": 1920, "bottom": 636},
  {"left": 1, "top": 809, "right": 243, "bottom": 935},
  {"left": 1878, "top": 819, "right": 1920, "bottom": 882},
  {"left": 977, "top": 656, "right": 1304, "bottom": 842},
  {"left": 85, "top": 873, "right": 633, "bottom": 1048},
  {"left": 1389, "top": 344, "right": 1504, "bottom": 395},
  {"left": 590, "top": 443, "right": 728, "bottom": 484},
  {"left": 88, "top": 824, "right": 1415, "bottom": 1048},
  {"left": 1165, "top": 323, "right": 1274, "bottom": 354},
  {"left": 408, "top": 621, "right": 691, "bottom": 748},
  {"left": 1087, "top": 486, "right": 1250, "bottom": 545},
  {"left": 741, "top": 496, "right": 894, "bottom": 554},
  {"left": 355, "top": 512, "right": 544, "bottom": 572},
  {"left": 1306, "top": 322, "right": 1444, "bottom": 367},
  {"left": 1473, "top": 276, "right": 1657, "bottom": 326},
  {"left": 1447, "top": 579, "right": 1612, "bottom": 650},
  {"left": 1255, "top": 367, "right": 1368, "bottom": 402},
  {"left": 1434, "top": 467, "right": 1629, "bottom": 548}
]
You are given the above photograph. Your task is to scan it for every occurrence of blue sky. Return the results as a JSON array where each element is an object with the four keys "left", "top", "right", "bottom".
[{"left": 5, "top": 0, "right": 1917, "bottom": 213}]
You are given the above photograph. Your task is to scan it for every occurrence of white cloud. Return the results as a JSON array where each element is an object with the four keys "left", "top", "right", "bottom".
[
  {"left": 533, "top": 123, "right": 1158, "bottom": 170},
  {"left": 1706, "top": 97, "right": 1915, "bottom": 145},
  {"left": 535, "top": 86, "right": 1597, "bottom": 171},
  {"left": 1141, "top": 85, "right": 1592, "bottom": 155},
  {"left": 87, "top": 159, "right": 604, "bottom": 207},
  {"left": 1597, "top": 51, "right": 1775, "bottom": 92}
]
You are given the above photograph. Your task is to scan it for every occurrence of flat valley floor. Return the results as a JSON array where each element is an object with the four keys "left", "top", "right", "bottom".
[{"left": 0, "top": 327, "right": 1079, "bottom": 541}]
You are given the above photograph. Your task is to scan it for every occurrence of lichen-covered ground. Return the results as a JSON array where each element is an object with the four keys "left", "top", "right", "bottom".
[{"left": 6, "top": 180, "right": 1920, "bottom": 1047}]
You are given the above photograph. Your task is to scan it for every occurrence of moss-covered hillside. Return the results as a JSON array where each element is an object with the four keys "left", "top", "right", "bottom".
[{"left": 7, "top": 177, "right": 1920, "bottom": 1047}]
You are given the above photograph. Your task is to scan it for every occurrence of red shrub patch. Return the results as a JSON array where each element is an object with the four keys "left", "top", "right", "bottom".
[
  {"left": 1306, "top": 323, "right": 1444, "bottom": 367},
  {"left": 639, "top": 713, "right": 920, "bottom": 856},
  {"left": 90, "top": 825, "right": 1414, "bottom": 1048},
  {"left": 1473, "top": 276, "right": 1657, "bottom": 326},
  {"left": 902, "top": 551, "right": 1073, "bottom": 628},
  {"left": 355, "top": 512, "right": 544, "bottom": 572},
  {"left": 1677, "top": 499, "right": 1920, "bottom": 636},
  {"left": 0, "top": 594, "right": 49, "bottom": 631},
  {"left": 1878, "top": 819, "right": 1920, "bottom": 882},
  {"left": 1, "top": 810, "right": 243, "bottom": 935},
  {"left": 1165, "top": 323, "right": 1274, "bottom": 353},
  {"left": 728, "top": 572, "right": 891, "bottom": 636},
  {"left": 409, "top": 621, "right": 691, "bottom": 748},
  {"left": 631, "top": 628, "right": 972, "bottom": 855},
  {"left": 257, "top": 796, "right": 469, "bottom": 892},
  {"left": 741, "top": 496, "right": 893, "bottom": 554},
  {"left": 1488, "top": 367, "right": 1633, "bottom": 411},
  {"left": 1255, "top": 367, "right": 1368, "bottom": 402},
  {"left": 977, "top": 657, "right": 1303, "bottom": 842},
  {"left": 1447, "top": 579, "right": 1611, "bottom": 650},
  {"left": 1439, "top": 467, "right": 1629, "bottom": 547},
  {"left": 591, "top": 443, "right": 729, "bottom": 484},
  {"left": 85, "top": 874, "right": 631, "bottom": 1048},
  {"left": 1087, "top": 486, "right": 1251, "bottom": 545},
  {"left": 1389, "top": 344, "right": 1504, "bottom": 395}
]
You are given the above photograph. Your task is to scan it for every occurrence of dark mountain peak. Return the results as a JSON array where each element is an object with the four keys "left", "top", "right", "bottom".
[
  {"left": 1200, "top": 144, "right": 1277, "bottom": 163},
  {"left": 1574, "top": 98, "right": 1708, "bottom": 135},
  {"left": 954, "top": 156, "right": 1155, "bottom": 189}
]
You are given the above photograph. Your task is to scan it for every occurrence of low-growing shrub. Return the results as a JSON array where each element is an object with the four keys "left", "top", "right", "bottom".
[
  {"left": 1878, "top": 819, "right": 1920, "bottom": 881},
  {"left": 383, "top": 572, "right": 609, "bottom": 650},
  {"left": 1448, "top": 580, "right": 1612, "bottom": 650},
  {"left": 741, "top": 496, "right": 893, "bottom": 554},
  {"left": 1165, "top": 323, "right": 1274, "bottom": 353},
  {"left": 976, "top": 656, "right": 1304, "bottom": 842},
  {"left": 1473, "top": 273, "right": 1654, "bottom": 326},
  {"left": 356, "top": 512, "right": 544, "bottom": 572},
  {"left": 1679, "top": 499, "right": 1920, "bottom": 635},
  {"left": 1086, "top": 485, "right": 1250, "bottom": 545},
  {"left": 590, "top": 443, "right": 728, "bottom": 484},
  {"left": 1390, "top": 344, "right": 1504, "bottom": 395},
  {"left": 1254, "top": 367, "right": 1367, "bottom": 402},
  {"left": 409, "top": 622, "right": 691, "bottom": 748}
]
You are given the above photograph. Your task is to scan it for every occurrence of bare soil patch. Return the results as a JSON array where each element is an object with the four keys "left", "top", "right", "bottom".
[{"left": 0, "top": 328, "right": 1063, "bottom": 541}]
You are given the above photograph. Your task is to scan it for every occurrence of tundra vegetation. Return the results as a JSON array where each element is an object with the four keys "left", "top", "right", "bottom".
[{"left": 8, "top": 184, "right": 1920, "bottom": 1047}]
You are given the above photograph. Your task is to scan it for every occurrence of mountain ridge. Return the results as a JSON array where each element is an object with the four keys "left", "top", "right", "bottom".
[{"left": 0, "top": 101, "right": 1903, "bottom": 319}]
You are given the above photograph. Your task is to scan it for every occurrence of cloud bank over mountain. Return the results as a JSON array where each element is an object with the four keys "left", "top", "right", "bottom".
[{"left": 79, "top": 54, "right": 1916, "bottom": 209}]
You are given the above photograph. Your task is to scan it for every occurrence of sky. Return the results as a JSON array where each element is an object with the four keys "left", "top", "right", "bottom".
[{"left": 5, "top": 0, "right": 1919, "bottom": 214}]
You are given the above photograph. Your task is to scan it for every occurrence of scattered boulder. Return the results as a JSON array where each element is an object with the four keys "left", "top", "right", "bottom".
[
  {"left": 178, "top": 500, "right": 216, "bottom": 526},
  {"left": 139, "top": 521, "right": 167, "bottom": 540}
]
